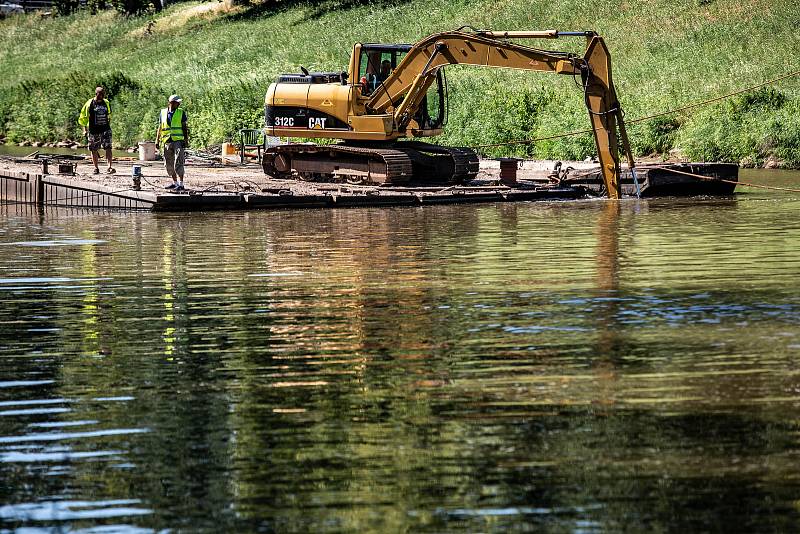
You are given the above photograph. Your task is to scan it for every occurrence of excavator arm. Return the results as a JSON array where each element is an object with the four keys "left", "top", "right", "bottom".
[{"left": 367, "top": 30, "right": 633, "bottom": 198}]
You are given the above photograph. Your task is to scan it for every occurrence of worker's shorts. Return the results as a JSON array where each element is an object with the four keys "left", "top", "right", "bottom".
[
  {"left": 163, "top": 140, "right": 185, "bottom": 178},
  {"left": 87, "top": 129, "right": 112, "bottom": 151}
]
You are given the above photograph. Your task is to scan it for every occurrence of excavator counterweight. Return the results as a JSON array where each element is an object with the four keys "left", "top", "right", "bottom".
[{"left": 262, "top": 29, "right": 633, "bottom": 198}]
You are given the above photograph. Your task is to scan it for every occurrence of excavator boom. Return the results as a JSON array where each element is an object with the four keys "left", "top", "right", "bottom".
[{"left": 367, "top": 30, "right": 627, "bottom": 198}]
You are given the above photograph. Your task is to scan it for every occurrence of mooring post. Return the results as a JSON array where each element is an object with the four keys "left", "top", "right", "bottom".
[
  {"left": 498, "top": 158, "right": 520, "bottom": 186},
  {"left": 36, "top": 174, "right": 43, "bottom": 205}
]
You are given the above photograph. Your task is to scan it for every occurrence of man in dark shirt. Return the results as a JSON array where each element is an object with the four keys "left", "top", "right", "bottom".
[
  {"left": 376, "top": 59, "right": 392, "bottom": 83},
  {"left": 78, "top": 86, "right": 115, "bottom": 175}
]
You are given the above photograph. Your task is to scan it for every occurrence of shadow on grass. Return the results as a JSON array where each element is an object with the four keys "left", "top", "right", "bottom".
[{"left": 222, "top": 0, "right": 410, "bottom": 23}]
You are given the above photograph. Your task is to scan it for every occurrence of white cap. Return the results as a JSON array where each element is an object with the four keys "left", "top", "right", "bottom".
[{"left": 168, "top": 94, "right": 182, "bottom": 103}]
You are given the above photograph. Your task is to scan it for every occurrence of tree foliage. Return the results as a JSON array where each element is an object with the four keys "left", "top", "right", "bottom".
[
  {"left": 52, "top": 0, "right": 80, "bottom": 15},
  {"left": 110, "top": 0, "right": 150, "bottom": 15}
]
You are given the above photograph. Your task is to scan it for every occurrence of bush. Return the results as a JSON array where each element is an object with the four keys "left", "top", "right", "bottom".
[
  {"left": 53, "top": 0, "right": 80, "bottom": 15},
  {"left": 189, "top": 81, "right": 264, "bottom": 147},
  {"left": 677, "top": 88, "right": 799, "bottom": 166},
  {"left": 110, "top": 0, "right": 150, "bottom": 15},
  {"left": 632, "top": 115, "right": 681, "bottom": 156},
  {"left": 440, "top": 73, "right": 560, "bottom": 158},
  {"left": 3, "top": 71, "right": 149, "bottom": 145}
]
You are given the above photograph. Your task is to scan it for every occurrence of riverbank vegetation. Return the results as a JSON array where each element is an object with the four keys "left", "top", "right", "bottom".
[{"left": 0, "top": 0, "right": 798, "bottom": 166}]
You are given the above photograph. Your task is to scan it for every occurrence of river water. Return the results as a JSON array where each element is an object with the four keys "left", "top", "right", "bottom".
[{"left": 1, "top": 169, "right": 800, "bottom": 532}]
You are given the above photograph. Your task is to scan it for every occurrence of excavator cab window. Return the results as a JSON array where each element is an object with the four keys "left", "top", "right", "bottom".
[{"left": 358, "top": 44, "right": 409, "bottom": 95}]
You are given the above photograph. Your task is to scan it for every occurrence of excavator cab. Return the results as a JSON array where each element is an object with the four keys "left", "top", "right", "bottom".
[
  {"left": 356, "top": 43, "right": 447, "bottom": 134},
  {"left": 357, "top": 44, "right": 409, "bottom": 96}
]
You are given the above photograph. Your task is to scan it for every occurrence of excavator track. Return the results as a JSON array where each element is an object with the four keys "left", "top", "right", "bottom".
[
  {"left": 263, "top": 144, "right": 413, "bottom": 185},
  {"left": 398, "top": 142, "right": 480, "bottom": 184},
  {"left": 262, "top": 142, "right": 479, "bottom": 185}
]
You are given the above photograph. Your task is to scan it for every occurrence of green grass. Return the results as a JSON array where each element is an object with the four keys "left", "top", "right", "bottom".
[{"left": 0, "top": 0, "right": 798, "bottom": 166}]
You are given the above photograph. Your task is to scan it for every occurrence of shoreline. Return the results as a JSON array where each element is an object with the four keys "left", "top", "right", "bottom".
[
  {"left": 0, "top": 155, "right": 738, "bottom": 211},
  {"left": 0, "top": 140, "right": 792, "bottom": 171}
]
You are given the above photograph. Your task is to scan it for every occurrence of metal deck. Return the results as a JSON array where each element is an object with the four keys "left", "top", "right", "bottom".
[{"left": 0, "top": 161, "right": 738, "bottom": 211}]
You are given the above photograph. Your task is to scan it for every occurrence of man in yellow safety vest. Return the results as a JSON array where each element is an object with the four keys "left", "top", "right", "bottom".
[{"left": 156, "top": 94, "right": 189, "bottom": 191}]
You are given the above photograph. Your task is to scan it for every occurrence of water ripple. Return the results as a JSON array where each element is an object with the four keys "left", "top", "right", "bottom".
[
  {"left": 0, "top": 500, "right": 151, "bottom": 521},
  {"left": 0, "top": 428, "right": 150, "bottom": 444},
  {"left": 0, "top": 239, "right": 107, "bottom": 247},
  {"left": 2, "top": 177, "right": 800, "bottom": 531}
]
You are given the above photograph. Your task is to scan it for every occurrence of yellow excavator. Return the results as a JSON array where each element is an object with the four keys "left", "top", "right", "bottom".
[{"left": 262, "top": 28, "right": 635, "bottom": 198}]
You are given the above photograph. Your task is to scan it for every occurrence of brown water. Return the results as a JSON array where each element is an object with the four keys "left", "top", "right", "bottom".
[{"left": 1, "top": 169, "right": 800, "bottom": 532}]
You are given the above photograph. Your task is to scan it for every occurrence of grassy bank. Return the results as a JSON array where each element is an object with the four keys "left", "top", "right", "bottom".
[{"left": 0, "top": 0, "right": 798, "bottom": 166}]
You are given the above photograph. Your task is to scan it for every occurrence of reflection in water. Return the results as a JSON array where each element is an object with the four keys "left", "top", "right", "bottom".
[
  {"left": 2, "top": 171, "right": 800, "bottom": 531},
  {"left": 593, "top": 201, "right": 622, "bottom": 407}
]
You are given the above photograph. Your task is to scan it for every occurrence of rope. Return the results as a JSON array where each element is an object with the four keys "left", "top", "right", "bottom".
[
  {"left": 660, "top": 166, "right": 800, "bottom": 193},
  {"left": 470, "top": 68, "right": 800, "bottom": 150},
  {"left": 473, "top": 125, "right": 599, "bottom": 149},
  {"left": 140, "top": 174, "right": 161, "bottom": 189}
]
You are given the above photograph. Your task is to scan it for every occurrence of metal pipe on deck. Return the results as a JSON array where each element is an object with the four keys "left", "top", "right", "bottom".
[
  {"left": 475, "top": 30, "right": 594, "bottom": 39},
  {"left": 477, "top": 30, "right": 559, "bottom": 39}
]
